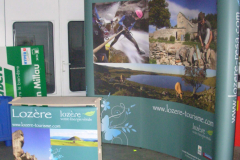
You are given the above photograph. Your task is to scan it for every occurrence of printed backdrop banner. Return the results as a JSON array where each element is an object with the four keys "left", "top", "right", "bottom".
[
  {"left": 0, "top": 46, "right": 47, "bottom": 97},
  {"left": 85, "top": 0, "right": 237, "bottom": 159},
  {"left": 99, "top": 95, "right": 214, "bottom": 159}
]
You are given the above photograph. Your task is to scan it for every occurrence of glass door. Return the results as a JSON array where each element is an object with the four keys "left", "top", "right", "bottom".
[
  {"left": 68, "top": 21, "right": 85, "bottom": 92},
  {"left": 59, "top": 0, "right": 86, "bottom": 96}
]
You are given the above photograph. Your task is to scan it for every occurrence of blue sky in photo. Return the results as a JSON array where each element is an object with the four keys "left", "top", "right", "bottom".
[
  {"left": 167, "top": 0, "right": 217, "bottom": 14},
  {"left": 12, "top": 127, "right": 51, "bottom": 160},
  {"left": 149, "top": 0, "right": 217, "bottom": 33}
]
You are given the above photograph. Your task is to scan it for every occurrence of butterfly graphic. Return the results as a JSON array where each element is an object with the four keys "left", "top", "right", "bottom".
[
  {"left": 49, "top": 148, "right": 63, "bottom": 160},
  {"left": 102, "top": 115, "right": 121, "bottom": 141},
  {"left": 101, "top": 100, "right": 110, "bottom": 111}
]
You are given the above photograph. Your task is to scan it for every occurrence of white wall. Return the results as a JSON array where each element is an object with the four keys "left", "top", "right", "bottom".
[{"left": 0, "top": 0, "right": 5, "bottom": 46}]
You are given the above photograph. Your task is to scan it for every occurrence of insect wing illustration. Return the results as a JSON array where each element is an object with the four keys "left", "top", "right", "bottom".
[{"left": 102, "top": 115, "right": 121, "bottom": 141}]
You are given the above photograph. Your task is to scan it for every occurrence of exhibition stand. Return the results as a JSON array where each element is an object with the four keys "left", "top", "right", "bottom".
[
  {"left": 84, "top": 0, "right": 239, "bottom": 159},
  {"left": 9, "top": 97, "right": 102, "bottom": 160},
  {"left": 0, "top": 0, "right": 237, "bottom": 160}
]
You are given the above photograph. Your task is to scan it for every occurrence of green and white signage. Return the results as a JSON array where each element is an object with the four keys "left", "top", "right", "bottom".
[{"left": 0, "top": 46, "right": 47, "bottom": 97}]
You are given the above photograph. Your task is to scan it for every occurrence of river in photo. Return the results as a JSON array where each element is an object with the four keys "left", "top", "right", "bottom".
[{"left": 127, "top": 75, "right": 210, "bottom": 93}]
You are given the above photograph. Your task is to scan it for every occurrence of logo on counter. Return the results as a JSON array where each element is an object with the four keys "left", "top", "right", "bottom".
[
  {"left": 12, "top": 109, "right": 52, "bottom": 119},
  {"left": 84, "top": 111, "right": 95, "bottom": 117},
  {"left": 207, "top": 130, "right": 213, "bottom": 136},
  {"left": 60, "top": 110, "right": 81, "bottom": 118}
]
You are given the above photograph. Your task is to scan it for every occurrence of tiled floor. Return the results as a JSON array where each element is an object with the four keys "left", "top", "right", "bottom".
[{"left": 1, "top": 141, "right": 239, "bottom": 160}]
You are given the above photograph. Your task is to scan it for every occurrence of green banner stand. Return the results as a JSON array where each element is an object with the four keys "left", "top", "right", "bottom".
[{"left": 214, "top": 0, "right": 239, "bottom": 159}]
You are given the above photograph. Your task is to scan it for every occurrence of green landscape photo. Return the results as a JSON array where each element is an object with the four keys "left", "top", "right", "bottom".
[
  {"left": 51, "top": 139, "right": 98, "bottom": 147},
  {"left": 50, "top": 129, "right": 98, "bottom": 147},
  {"left": 94, "top": 63, "right": 216, "bottom": 113}
]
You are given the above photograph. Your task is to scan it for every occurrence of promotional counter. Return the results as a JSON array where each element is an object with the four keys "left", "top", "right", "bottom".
[{"left": 9, "top": 97, "right": 102, "bottom": 160}]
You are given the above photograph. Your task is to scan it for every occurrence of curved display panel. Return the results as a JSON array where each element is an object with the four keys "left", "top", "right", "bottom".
[{"left": 85, "top": 0, "right": 238, "bottom": 160}]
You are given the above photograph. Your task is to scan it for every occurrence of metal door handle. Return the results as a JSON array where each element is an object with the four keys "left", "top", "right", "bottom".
[{"left": 62, "top": 61, "right": 71, "bottom": 72}]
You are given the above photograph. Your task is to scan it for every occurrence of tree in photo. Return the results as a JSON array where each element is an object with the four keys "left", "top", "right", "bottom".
[
  {"left": 191, "top": 13, "right": 217, "bottom": 30},
  {"left": 149, "top": 0, "right": 171, "bottom": 30},
  {"left": 205, "top": 13, "right": 217, "bottom": 30},
  {"left": 182, "top": 66, "right": 207, "bottom": 95}
]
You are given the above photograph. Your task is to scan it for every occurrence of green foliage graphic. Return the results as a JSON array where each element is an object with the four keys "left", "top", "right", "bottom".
[
  {"left": 207, "top": 130, "right": 213, "bottom": 136},
  {"left": 84, "top": 111, "right": 95, "bottom": 116}
]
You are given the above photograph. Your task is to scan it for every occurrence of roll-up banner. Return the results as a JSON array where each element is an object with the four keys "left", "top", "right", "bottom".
[
  {"left": 85, "top": 0, "right": 238, "bottom": 159},
  {"left": 0, "top": 46, "right": 47, "bottom": 97},
  {"left": 214, "top": 0, "right": 239, "bottom": 159}
]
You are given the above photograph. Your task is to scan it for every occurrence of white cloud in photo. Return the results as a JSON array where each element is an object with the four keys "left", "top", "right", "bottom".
[{"left": 167, "top": 0, "right": 200, "bottom": 26}]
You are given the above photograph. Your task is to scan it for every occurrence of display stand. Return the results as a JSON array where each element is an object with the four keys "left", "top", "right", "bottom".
[{"left": 10, "top": 97, "right": 102, "bottom": 160}]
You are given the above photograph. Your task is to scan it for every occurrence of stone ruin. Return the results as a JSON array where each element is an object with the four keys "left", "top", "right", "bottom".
[
  {"left": 12, "top": 130, "right": 38, "bottom": 160},
  {"left": 149, "top": 42, "right": 217, "bottom": 70}
]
